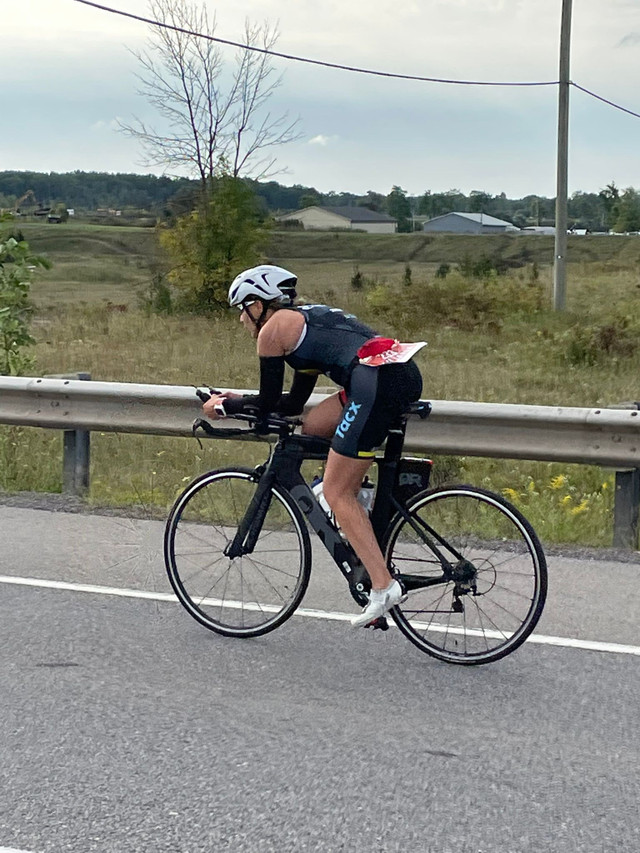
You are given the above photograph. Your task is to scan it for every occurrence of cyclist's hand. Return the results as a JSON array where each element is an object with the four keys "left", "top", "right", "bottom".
[{"left": 203, "top": 393, "right": 231, "bottom": 420}]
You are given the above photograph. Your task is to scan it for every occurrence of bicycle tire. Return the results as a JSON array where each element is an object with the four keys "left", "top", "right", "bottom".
[
  {"left": 383, "top": 484, "right": 547, "bottom": 665},
  {"left": 164, "top": 467, "right": 312, "bottom": 638}
]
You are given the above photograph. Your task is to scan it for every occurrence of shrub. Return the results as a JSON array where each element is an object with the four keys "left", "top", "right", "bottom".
[
  {"left": 159, "top": 175, "right": 268, "bottom": 314},
  {"left": 349, "top": 265, "right": 379, "bottom": 291},
  {"left": 350, "top": 266, "right": 364, "bottom": 290},
  {"left": 138, "top": 273, "right": 174, "bottom": 315},
  {"left": 0, "top": 224, "right": 50, "bottom": 374},
  {"left": 563, "top": 311, "right": 639, "bottom": 365},
  {"left": 460, "top": 253, "right": 498, "bottom": 278},
  {"left": 365, "top": 268, "right": 545, "bottom": 335}
]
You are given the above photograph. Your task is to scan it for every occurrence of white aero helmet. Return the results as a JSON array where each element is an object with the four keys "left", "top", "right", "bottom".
[{"left": 228, "top": 265, "right": 297, "bottom": 308}]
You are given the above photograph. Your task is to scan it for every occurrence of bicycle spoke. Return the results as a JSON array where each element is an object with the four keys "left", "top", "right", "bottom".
[
  {"left": 385, "top": 485, "right": 546, "bottom": 665},
  {"left": 165, "top": 470, "right": 311, "bottom": 637}
]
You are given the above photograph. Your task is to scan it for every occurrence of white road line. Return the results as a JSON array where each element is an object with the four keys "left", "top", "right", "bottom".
[
  {"left": 1, "top": 573, "right": 639, "bottom": 657},
  {"left": 0, "top": 847, "right": 36, "bottom": 852}
]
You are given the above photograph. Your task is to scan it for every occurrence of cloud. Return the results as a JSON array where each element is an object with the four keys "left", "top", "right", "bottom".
[
  {"left": 618, "top": 32, "right": 640, "bottom": 46},
  {"left": 90, "top": 119, "right": 122, "bottom": 132},
  {"left": 308, "top": 134, "right": 337, "bottom": 146}
]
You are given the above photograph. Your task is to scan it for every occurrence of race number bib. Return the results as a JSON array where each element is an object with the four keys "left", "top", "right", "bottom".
[{"left": 357, "top": 337, "right": 427, "bottom": 367}]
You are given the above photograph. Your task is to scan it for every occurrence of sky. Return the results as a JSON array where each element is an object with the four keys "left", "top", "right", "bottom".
[{"left": 2, "top": 0, "right": 640, "bottom": 198}]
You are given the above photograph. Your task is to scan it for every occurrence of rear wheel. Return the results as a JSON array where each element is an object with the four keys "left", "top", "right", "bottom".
[
  {"left": 383, "top": 485, "right": 547, "bottom": 665},
  {"left": 164, "top": 467, "right": 311, "bottom": 637}
]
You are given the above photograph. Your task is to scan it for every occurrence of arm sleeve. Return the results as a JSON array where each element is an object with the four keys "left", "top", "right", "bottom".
[
  {"left": 275, "top": 371, "right": 318, "bottom": 416},
  {"left": 223, "top": 356, "right": 285, "bottom": 417}
]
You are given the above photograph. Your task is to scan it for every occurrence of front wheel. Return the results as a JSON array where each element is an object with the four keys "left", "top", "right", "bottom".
[
  {"left": 164, "top": 467, "right": 312, "bottom": 637},
  {"left": 383, "top": 485, "right": 547, "bottom": 665}
]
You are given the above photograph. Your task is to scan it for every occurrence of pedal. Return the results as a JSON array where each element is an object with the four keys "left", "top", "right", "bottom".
[{"left": 366, "top": 616, "right": 389, "bottom": 631}]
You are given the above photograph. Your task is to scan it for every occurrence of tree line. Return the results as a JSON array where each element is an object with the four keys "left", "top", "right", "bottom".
[{"left": 2, "top": 170, "right": 638, "bottom": 233}]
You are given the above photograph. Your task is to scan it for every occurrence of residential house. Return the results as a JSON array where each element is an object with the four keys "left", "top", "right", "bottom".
[{"left": 276, "top": 205, "right": 397, "bottom": 234}]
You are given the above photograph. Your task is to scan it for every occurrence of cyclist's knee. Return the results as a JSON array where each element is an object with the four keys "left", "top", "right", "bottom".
[{"left": 322, "top": 479, "right": 358, "bottom": 510}]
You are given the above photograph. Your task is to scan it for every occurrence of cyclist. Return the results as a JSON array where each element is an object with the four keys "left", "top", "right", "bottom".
[{"left": 202, "top": 264, "right": 424, "bottom": 628}]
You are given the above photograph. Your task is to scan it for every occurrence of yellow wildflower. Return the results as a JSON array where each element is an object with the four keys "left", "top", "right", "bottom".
[
  {"left": 550, "top": 475, "right": 568, "bottom": 490},
  {"left": 561, "top": 495, "right": 573, "bottom": 507},
  {"left": 570, "top": 499, "right": 590, "bottom": 516},
  {"left": 502, "top": 488, "right": 520, "bottom": 504}
]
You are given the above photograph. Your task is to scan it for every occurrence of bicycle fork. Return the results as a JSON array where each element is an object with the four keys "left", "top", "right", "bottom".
[{"left": 224, "top": 467, "right": 275, "bottom": 559}]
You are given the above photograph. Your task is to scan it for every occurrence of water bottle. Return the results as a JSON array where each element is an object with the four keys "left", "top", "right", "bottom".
[
  {"left": 311, "top": 475, "right": 374, "bottom": 518},
  {"left": 357, "top": 476, "right": 375, "bottom": 515},
  {"left": 311, "top": 476, "right": 333, "bottom": 519}
]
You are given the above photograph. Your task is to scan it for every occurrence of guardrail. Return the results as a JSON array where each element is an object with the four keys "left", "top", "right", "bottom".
[{"left": 1, "top": 375, "right": 639, "bottom": 549}]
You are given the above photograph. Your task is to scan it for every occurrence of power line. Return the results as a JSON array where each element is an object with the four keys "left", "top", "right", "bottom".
[
  {"left": 73, "top": 0, "right": 557, "bottom": 87},
  {"left": 571, "top": 82, "right": 640, "bottom": 120},
  {"left": 74, "top": 0, "right": 640, "bottom": 120}
]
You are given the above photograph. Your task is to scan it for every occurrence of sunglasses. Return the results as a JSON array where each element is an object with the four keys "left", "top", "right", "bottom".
[{"left": 237, "top": 300, "right": 257, "bottom": 313}]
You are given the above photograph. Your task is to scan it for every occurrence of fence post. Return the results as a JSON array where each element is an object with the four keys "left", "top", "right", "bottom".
[
  {"left": 613, "top": 468, "right": 640, "bottom": 550},
  {"left": 611, "top": 402, "right": 640, "bottom": 550},
  {"left": 46, "top": 371, "right": 91, "bottom": 496}
]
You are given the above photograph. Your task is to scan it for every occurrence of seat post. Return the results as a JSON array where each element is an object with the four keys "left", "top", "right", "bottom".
[
  {"left": 383, "top": 413, "right": 409, "bottom": 462},
  {"left": 370, "top": 415, "right": 408, "bottom": 538}
]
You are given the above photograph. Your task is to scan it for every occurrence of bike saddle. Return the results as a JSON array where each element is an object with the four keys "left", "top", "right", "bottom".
[{"left": 408, "top": 400, "right": 432, "bottom": 419}]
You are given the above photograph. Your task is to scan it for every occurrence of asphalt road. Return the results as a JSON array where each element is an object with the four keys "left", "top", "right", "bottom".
[{"left": 1, "top": 503, "right": 639, "bottom": 853}]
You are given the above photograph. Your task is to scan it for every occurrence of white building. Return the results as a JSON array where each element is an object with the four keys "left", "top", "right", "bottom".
[
  {"left": 522, "top": 226, "right": 556, "bottom": 235},
  {"left": 276, "top": 205, "right": 397, "bottom": 234},
  {"left": 423, "top": 212, "right": 519, "bottom": 234}
]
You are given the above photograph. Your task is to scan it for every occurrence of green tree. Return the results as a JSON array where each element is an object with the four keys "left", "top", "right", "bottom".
[
  {"left": 568, "top": 191, "right": 601, "bottom": 230},
  {"left": 52, "top": 203, "right": 69, "bottom": 222},
  {"left": 298, "top": 191, "right": 322, "bottom": 209},
  {"left": 360, "top": 190, "right": 386, "bottom": 212},
  {"left": 611, "top": 187, "right": 640, "bottom": 233},
  {"left": 159, "top": 174, "right": 268, "bottom": 313},
  {"left": 418, "top": 191, "right": 433, "bottom": 217},
  {"left": 469, "top": 190, "right": 491, "bottom": 213},
  {"left": 598, "top": 182, "right": 619, "bottom": 231},
  {"left": 0, "top": 220, "right": 50, "bottom": 374},
  {"left": 386, "top": 185, "right": 412, "bottom": 232}
]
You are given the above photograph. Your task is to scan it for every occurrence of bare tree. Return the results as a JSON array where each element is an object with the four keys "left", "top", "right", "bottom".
[{"left": 120, "top": 0, "right": 300, "bottom": 190}]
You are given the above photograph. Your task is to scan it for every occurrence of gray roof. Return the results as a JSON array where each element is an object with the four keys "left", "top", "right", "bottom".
[
  {"left": 427, "top": 211, "right": 517, "bottom": 228},
  {"left": 280, "top": 205, "right": 396, "bottom": 223},
  {"left": 322, "top": 206, "right": 396, "bottom": 223}
]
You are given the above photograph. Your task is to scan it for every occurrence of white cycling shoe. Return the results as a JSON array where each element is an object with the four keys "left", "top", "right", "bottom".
[{"left": 351, "top": 579, "right": 406, "bottom": 628}]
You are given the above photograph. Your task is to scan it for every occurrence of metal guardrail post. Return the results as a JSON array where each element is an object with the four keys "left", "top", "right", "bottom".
[
  {"left": 611, "top": 402, "right": 640, "bottom": 550},
  {"left": 613, "top": 468, "right": 640, "bottom": 550},
  {"left": 46, "top": 372, "right": 91, "bottom": 496}
]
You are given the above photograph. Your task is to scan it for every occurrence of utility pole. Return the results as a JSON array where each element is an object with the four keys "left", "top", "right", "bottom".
[{"left": 554, "top": 0, "right": 573, "bottom": 311}]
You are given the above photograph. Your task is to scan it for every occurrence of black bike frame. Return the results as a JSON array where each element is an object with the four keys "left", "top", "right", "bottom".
[{"left": 223, "top": 404, "right": 453, "bottom": 606}]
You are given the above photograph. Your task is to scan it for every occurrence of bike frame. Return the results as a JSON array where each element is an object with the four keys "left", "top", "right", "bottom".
[{"left": 221, "top": 402, "right": 458, "bottom": 607}]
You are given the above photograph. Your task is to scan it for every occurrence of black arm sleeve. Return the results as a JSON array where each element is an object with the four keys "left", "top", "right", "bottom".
[
  {"left": 275, "top": 371, "right": 318, "bottom": 416},
  {"left": 223, "top": 356, "right": 285, "bottom": 417}
]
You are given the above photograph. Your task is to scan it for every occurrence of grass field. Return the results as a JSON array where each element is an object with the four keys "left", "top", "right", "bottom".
[{"left": 3, "top": 221, "right": 639, "bottom": 548}]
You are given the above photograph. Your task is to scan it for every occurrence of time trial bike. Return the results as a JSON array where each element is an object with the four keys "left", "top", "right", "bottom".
[{"left": 163, "top": 397, "right": 547, "bottom": 665}]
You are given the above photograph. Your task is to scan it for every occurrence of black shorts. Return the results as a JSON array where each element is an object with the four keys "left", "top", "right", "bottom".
[{"left": 331, "top": 360, "right": 423, "bottom": 459}]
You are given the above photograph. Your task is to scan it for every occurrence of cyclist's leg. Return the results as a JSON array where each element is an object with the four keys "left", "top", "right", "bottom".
[
  {"left": 322, "top": 449, "right": 392, "bottom": 590},
  {"left": 301, "top": 392, "right": 342, "bottom": 438},
  {"left": 300, "top": 387, "right": 391, "bottom": 585},
  {"left": 306, "top": 362, "right": 422, "bottom": 591},
  {"left": 323, "top": 364, "right": 406, "bottom": 591}
]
